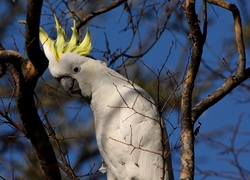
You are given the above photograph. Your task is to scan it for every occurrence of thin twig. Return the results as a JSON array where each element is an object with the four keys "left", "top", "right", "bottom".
[
  {"left": 77, "top": 0, "right": 128, "bottom": 30},
  {"left": 180, "top": 0, "right": 206, "bottom": 179},
  {"left": 207, "top": 0, "right": 246, "bottom": 76},
  {"left": 192, "top": 1, "right": 248, "bottom": 123}
]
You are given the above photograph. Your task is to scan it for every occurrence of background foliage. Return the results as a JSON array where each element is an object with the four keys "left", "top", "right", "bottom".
[{"left": 0, "top": 0, "right": 250, "bottom": 179}]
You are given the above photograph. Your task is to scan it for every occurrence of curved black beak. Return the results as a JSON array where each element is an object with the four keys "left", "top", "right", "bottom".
[{"left": 59, "top": 77, "right": 81, "bottom": 95}]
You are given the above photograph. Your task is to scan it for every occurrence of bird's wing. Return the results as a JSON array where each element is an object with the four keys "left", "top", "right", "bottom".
[
  {"left": 90, "top": 68, "right": 171, "bottom": 179},
  {"left": 114, "top": 83, "right": 168, "bottom": 179}
]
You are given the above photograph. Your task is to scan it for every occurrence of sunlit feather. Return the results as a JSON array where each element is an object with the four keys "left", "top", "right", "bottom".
[{"left": 39, "top": 14, "right": 92, "bottom": 62}]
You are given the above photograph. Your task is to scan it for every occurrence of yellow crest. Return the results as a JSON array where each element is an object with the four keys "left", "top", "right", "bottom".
[{"left": 39, "top": 14, "right": 92, "bottom": 62}]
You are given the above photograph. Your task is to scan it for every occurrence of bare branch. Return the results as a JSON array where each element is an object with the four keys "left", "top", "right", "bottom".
[
  {"left": 25, "top": 0, "right": 48, "bottom": 80},
  {"left": 0, "top": 1, "right": 61, "bottom": 177},
  {"left": 76, "top": 0, "right": 128, "bottom": 30},
  {"left": 192, "top": 68, "right": 250, "bottom": 122},
  {"left": 109, "top": 136, "right": 162, "bottom": 156},
  {"left": 207, "top": 0, "right": 246, "bottom": 76},
  {"left": 25, "top": 1, "right": 61, "bottom": 178},
  {"left": 192, "top": 1, "right": 248, "bottom": 122},
  {"left": 199, "top": 116, "right": 250, "bottom": 179},
  {"left": 180, "top": 0, "right": 206, "bottom": 179},
  {"left": 0, "top": 44, "right": 8, "bottom": 77},
  {"left": 0, "top": 50, "right": 26, "bottom": 66},
  {"left": 0, "top": 49, "right": 61, "bottom": 179}
]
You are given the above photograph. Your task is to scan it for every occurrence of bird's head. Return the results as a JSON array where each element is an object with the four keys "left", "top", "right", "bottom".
[{"left": 39, "top": 15, "right": 93, "bottom": 97}]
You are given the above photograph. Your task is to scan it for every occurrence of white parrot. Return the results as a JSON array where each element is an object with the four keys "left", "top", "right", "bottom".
[{"left": 39, "top": 15, "right": 174, "bottom": 180}]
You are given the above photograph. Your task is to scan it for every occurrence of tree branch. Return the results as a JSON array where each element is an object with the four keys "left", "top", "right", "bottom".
[
  {"left": 180, "top": 0, "right": 206, "bottom": 179},
  {"left": 25, "top": 0, "right": 48, "bottom": 80},
  {"left": 0, "top": 0, "right": 61, "bottom": 179},
  {"left": 76, "top": 0, "right": 128, "bottom": 30},
  {"left": 24, "top": 0, "right": 61, "bottom": 179},
  {"left": 192, "top": 1, "right": 248, "bottom": 122},
  {"left": 192, "top": 69, "right": 250, "bottom": 123},
  {"left": 0, "top": 49, "right": 61, "bottom": 179},
  {"left": 207, "top": 0, "right": 246, "bottom": 76}
]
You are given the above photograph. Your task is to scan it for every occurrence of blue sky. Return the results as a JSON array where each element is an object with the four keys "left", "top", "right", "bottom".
[{"left": 1, "top": 0, "right": 250, "bottom": 179}]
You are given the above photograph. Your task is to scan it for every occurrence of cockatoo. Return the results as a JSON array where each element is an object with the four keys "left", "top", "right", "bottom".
[{"left": 39, "top": 15, "right": 173, "bottom": 180}]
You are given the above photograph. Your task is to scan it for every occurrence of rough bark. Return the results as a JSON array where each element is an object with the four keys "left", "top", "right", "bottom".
[
  {"left": 0, "top": 0, "right": 61, "bottom": 179},
  {"left": 180, "top": 0, "right": 248, "bottom": 179},
  {"left": 180, "top": 0, "right": 206, "bottom": 179}
]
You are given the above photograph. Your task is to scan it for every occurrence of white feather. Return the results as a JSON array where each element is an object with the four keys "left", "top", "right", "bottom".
[{"left": 49, "top": 52, "right": 173, "bottom": 179}]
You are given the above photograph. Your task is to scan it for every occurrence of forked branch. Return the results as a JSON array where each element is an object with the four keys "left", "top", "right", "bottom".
[
  {"left": 25, "top": 0, "right": 48, "bottom": 80},
  {"left": 181, "top": 0, "right": 248, "bottom": 179},
  {"left": 76, "top": 0, "right": 128, "bottom": 30},
  {"left": 192, "top": 0, "right": 248, "bottom": 123},
  {"left": 0, "top": 0, "right": 61, "bottom": 179},
  {"left": 180, "top": 0, "right": 207, "bottom": 179}
]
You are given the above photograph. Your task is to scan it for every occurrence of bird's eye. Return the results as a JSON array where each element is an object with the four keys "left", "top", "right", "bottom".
[{"left": 73, "top": 66, "right": 81, "bottom": 73}]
